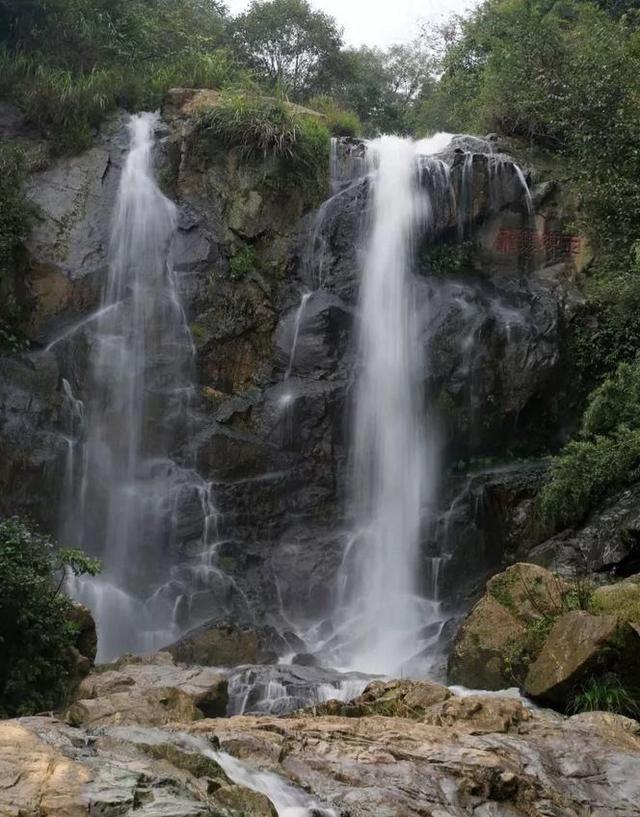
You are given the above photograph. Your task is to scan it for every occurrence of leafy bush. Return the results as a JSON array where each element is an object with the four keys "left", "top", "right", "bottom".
[
  {"left": 539, "top": 358, "right": 640, "bottom": 530},
  {"left": 307, "top": 95, "right": 362, "bottom": 137},
  {"left": 0, "top": 517, "right": 100, "bottom": 716},
  {"left": 570, "top": 673, "right": 640, "bottom": 717},
  {"left": 431, "top": 1, "right": 640, "bottom": 254}
]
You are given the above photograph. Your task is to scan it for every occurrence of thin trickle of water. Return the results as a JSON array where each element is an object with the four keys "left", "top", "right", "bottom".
[
  {"left": 62, "top": 113, "right": 230, "bottom": 661},
  {"left": 458, "top": 152, "right": 475, "bottom": 239},
  {"left": 284, "top": 291, "right": 312, "bottom": 380}
]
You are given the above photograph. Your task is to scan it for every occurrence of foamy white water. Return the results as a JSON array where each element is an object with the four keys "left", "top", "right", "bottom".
[
  {"left": 63, "top": 113, "right": 226, "bottom": 661},
  {"left": 336, "top": 135, "right": 453, "bottom": 675}
]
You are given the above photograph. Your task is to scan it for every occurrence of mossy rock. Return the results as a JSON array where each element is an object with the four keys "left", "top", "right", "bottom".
[
  {"left": 141, "top": 742, "right": 231, "bottom": 783},
  {"left": 487, "top": 563, "right": 568, "bottom": 624},
  {"left": 591, "top": 579, "right": 640, "bottom": 623},
  {"left": 524, "top": 611, "right": 640, "bottom": 708},
  {"left": 448, "top": 595, "right": 526, "bottom": 690}
]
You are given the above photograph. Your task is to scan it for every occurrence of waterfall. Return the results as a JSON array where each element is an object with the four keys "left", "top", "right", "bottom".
[
  {"left": 62, "top": 113, "right": 228, "bottom": 661},
  {"left": 337, "top": 135, "right": 451, "bottom": 676}
]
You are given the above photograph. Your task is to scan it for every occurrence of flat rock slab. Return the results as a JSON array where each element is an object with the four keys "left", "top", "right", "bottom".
[
  {"left": 68, "top": 652, "right": 228, "bottom": 726},
  {"left": 2, "top": 684, "right": 640, "bottom": 817}
]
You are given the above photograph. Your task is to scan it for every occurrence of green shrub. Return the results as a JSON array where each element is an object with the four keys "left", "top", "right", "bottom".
[
  {"left": 539, "top": 356, "right": 640, "bottom": 530},
  {"left": 570, "top": 673, "right": 640, "bottom": 717},
  {"left": 307, "top": 95, "right": 362, "bottom": 137},
  {"left": 0, "top": 517, "right": 100, "bottom": 717},
  {"left": 0, "top": 143, "right": 31, "bottom": 352},
  {"left": 229, "top": 244, "right": 257, "bottom": 280}
]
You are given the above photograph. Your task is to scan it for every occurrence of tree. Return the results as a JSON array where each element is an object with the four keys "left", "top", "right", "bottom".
[
  {"left": 0, "top": 517, "right": 100, "bottom": 716},
  {"left": 229, "top": 0, "right": 343, "bottom": 99}
]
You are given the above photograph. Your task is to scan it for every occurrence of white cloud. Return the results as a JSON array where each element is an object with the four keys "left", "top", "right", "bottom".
[{"left": 224, "top": 0, "right": 475, "bottom": 48}]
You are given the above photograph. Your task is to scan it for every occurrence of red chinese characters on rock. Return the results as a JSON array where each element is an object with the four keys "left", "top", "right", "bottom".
[{"left": 494, "top": 228, "right": 582, "bottom": 261}]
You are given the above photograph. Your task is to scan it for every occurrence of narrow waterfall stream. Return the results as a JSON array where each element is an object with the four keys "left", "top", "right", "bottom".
[{"left": 62, "top": 113, "right": 231, "bottom": 661}]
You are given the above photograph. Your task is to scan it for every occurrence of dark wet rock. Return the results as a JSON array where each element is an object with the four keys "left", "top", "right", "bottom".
[
  {"left": 433, "top": 461, "right": 549, "bottom": 610},
  {"left": 0, "top": 352, "right": 66, "bottom": 527},
  {"left": 529, "top": 482, "right": 640, "bottom": 578},
  {"left": 227, "top": 663, "right": 371, "bottom": 715}
]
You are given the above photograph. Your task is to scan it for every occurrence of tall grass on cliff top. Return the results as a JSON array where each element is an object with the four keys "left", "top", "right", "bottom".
[
  {"left": 0, "top": 0, "right": 236, "bottom": 153},
  {"left": 0, "top": 44, "right": 239, "bottom": 154},
  {"left": 197, "top": 90, "right": 330, "bottom": 194}
]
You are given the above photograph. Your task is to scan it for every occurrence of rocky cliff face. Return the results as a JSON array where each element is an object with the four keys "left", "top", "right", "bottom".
[{"left": 0, "top": 93, "right": 594, "bottom": 662}]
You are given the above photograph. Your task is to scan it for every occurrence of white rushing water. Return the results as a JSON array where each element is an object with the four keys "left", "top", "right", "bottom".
[
  {"left": 335, "top": 134, "right": 453, "bottom": 676},
  {"left": 62, "top": 113, "right": 229, "bottom": 661}
]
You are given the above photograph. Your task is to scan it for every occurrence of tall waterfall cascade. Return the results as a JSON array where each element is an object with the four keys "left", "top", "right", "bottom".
[
  {"left": 335, "top": 135, "right": 449, "bottom": 676},
  {"left": 61, "top": 113, "right": 232, "bottom": 661},
  {"left": 301, "top": 133, "right": 535, "bottom": 677}
]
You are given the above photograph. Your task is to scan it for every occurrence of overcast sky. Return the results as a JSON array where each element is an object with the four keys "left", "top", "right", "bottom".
[{"left": 224, "top": 0, "right": 476, "bottom": 48}]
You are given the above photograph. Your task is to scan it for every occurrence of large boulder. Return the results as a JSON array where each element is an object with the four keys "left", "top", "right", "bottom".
[
  {"left": 448, "top": 563, "right": 569, "bottom": 689},
  {"left": 67, "top": 652, "right": 228, "bottom": 726},
  {"left": 448, "top": 595, "right": 526, "bottom": 690},
  {"left": 524, "top": 611, "right": 640, "bottom": 707},
  {"left": 166, "top": 623, "right": 284, "bottom": 667}
]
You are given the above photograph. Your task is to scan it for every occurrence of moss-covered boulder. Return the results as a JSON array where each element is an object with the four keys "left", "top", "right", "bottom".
[
  {"left": 448, "top": 563, "right": 568, "bottom": 690},
  {"left": 592, "top": 578, "right": 640, "bottom": 623},
  {"left": 448, "top": 595, "right": 526, "bottom": 690},
  {"left": 524, "top": 611, "right": 640, "bottom": 708},
  {"left": 166, "top": 623, "right": 278, "bottom": 667}
]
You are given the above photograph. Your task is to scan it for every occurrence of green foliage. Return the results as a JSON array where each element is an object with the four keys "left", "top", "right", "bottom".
[
  {"left": 0, "top": 0, "right": 234, "bottom": 154},
  {"left": 0, "top": 517, "right": 100, "bottom": 717},
  {"left": 229, "top": 244, "right": 258, "bottom": 280},
  {"left": 229, "top": 0, "right": 343, "bottom": 100},
  {"left": 570, "top": 673, "right": 640, "bottom": 717},
  {"left": 539, "top": 358, "right": 640, "bottom": 530},
  {"left": 429, "top": 0, "right": 640, "bottom": 252},
  {"left": 306, "top": 95, "right": 362, "bottom": 137},
  {"left": 317, "top": 36, "right": 440, "bottom": 136},
  {"left": 0, "top": 143, "right": 31, "bottom": 352},
  {"left": 581, "top": 360, "right": 640, "bottom": 437},
  {"left": 421, "top": 240, "right": 475, "bottom": 277},
  {"left": 197, "top": 91, "right": 330, "bottom": 194}
]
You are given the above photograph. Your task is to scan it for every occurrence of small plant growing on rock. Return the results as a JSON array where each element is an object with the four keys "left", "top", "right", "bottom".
[{"left": 569, "top": 673, "right": 640, "bottom": 718}]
